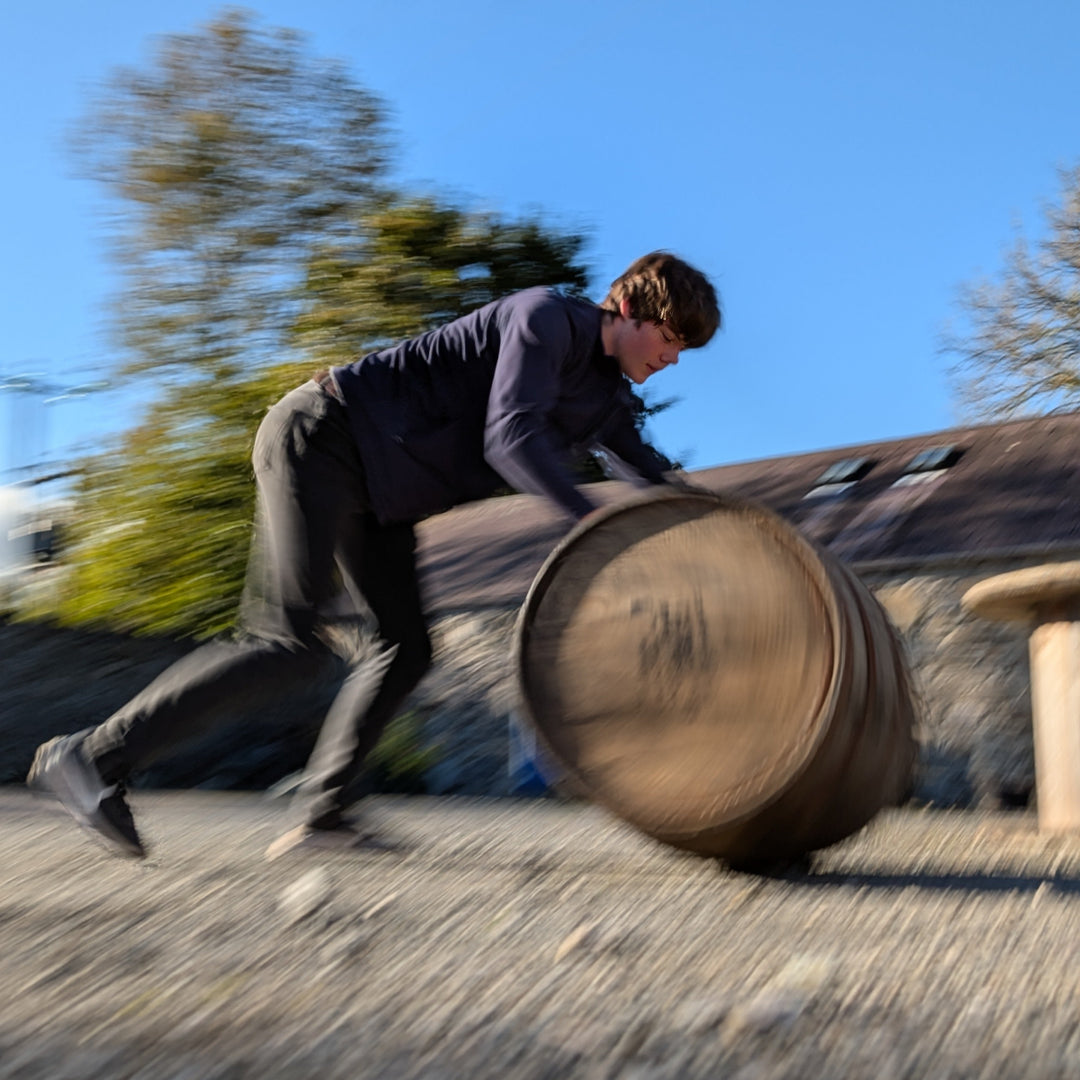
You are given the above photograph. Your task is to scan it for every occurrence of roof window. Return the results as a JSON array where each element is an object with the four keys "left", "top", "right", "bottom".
[
  {"left": 891, "top": 444, "right": 965, "bottom": 488},
  {"left": 814, "top": 457, "right": 876, "bottom": 485},
  {"left": 803, "top": 457, "right": 876, "bottom": 500},
  {"left": 904, "top": 445, "right": 964, "bottom": 474}
]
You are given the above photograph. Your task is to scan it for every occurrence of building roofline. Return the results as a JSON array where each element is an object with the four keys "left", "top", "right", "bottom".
[{"left": 698, "top": 407, "right": 1080, "bottom": 472}]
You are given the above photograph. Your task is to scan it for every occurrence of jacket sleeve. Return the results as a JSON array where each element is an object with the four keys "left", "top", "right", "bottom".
[
  {"left": 483, "top": 299, "right": 597, "bottom": 520},
  {"left": 593, "top": 390, "right": 670, "bottom": 486}
]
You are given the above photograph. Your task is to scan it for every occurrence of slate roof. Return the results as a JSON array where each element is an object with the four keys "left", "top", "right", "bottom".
[{"left": 416, "top": 410, "right": 1080, "bottom": 613}]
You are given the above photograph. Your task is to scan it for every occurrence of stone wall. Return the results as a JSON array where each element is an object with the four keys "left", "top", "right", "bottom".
[
  {"left": 0, "top": 618, "right": 341, "bottom": 791},
  {"left": 867, "top": 559, "right": 1045, "bottom": 809},
  {"left": 0, "top": 612, "right": 525, "bottom": 797},
  {"left": 411, "top": 609, "right": 523, "bottom": 796},
  {"left": 419, "top": 556, "right": 1076, "bottom": 809},
  {"left": 0, "top": 553, "right": 1062, "bottom": 807},
  {"left": 414, "top": 556, "right": 1054, "bottom": 808}
]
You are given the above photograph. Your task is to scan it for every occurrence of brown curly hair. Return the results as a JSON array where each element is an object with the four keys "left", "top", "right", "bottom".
[{"left": 601, "top": 252, "right": 720, "bottom": 349}]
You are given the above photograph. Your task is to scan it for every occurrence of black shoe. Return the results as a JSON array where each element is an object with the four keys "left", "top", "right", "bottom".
[{"left": 27, "top": 734, "right": 146, "bottom": 858}]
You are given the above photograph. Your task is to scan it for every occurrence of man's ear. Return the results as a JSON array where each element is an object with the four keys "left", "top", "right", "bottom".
[{"left": 618, "top": 297, "right": 633, "bottom": 320}]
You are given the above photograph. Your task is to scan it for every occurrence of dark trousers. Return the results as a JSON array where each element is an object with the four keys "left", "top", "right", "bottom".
[{"left": 82, "top": 380, "right": 432, "bottom": 828}]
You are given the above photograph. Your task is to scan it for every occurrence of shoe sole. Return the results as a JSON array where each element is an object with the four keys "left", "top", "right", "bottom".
[
  {"left": 28, "top": 738, "right": 146, "bottom": 859},
  {"left": 266, "top": 825, "right": 409, "bottom": 861}
]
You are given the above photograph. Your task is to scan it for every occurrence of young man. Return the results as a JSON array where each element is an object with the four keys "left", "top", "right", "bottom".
[{"left": 28, "top": 251, "right": 720, "bottom": 859}]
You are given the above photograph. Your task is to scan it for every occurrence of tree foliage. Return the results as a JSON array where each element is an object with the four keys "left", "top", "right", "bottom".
[
  {"left": 40, "top": 10, "right": 609, "bottom": 639},
  {"left": 50, "top": 199, "right": 593, "bottom": 637},
  {"left": 947, "top": 165, "right": 1080, "bottom": 419},
  {"left": 73, "top": 8, "right": 389, "bottom": 390},
  {"left": 293, "top": 195, "right": 590, "bottom": 364}
]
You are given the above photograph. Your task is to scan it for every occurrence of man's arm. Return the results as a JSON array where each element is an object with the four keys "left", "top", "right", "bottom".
[
  {"left": 594, "top": 398, "right": 716, "bottom": 496},
  {"left": 483, "top": 298, "right": 597, "bottom": 520},
  {"left": 592, "top": 400, "right": 669, "bottom": 487}
]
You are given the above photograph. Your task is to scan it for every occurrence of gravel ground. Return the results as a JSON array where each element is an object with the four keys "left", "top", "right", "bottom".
[{"left": 4, "top": 791, "right": 1080, "bottom": 1079}]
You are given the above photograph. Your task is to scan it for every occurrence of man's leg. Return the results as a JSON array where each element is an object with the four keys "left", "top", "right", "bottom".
[
  {"left": 291, "top": 514, "right": 433, "bottom": 834},
  {"left": 31, "top": 382, "right": 354, "bottom": 856},
  {"left": 80, "top": 638, "right": 333, "bottom": 785},
  {"left": 84, "top": 381, "right": 352, "bottom": 779},
  {"left": 28, "top": 635, "right": 333, "bottom": 858}
]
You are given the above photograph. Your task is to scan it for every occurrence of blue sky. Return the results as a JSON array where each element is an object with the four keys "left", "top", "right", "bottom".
[{"left": 3, "top": 0, "right": 1079, "bottom": 479}]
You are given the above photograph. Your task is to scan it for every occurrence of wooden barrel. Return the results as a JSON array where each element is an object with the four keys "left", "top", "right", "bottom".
[{"left": 515, "top": 489, "right": 918, "bottom": 861}]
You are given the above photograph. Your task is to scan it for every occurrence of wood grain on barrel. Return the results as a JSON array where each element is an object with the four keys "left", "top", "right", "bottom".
[{"left": 517, "top": 490, "right": 918, "bottom": 861}]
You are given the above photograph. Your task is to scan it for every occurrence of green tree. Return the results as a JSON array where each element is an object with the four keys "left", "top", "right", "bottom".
[
  {"left": 43, "top": 8, "right": 388, "bottom": 637},
  {"left": 72, "top": 8, "right": 388, "bottom": 390},
  {"left": 50, "top": 198, "right": 593, "bottom": 637},
  {"left": 946, "top": 165, "right": 1080, "bottom": 418},
  {"left": 37, "top": 12, "right": 594, "bottom": 637},
  {"left": 293, "top": 194, "right": 589, "bottom": 362},
  {"left": 37, "top": 10, "right": 671, "bottom": 639}
]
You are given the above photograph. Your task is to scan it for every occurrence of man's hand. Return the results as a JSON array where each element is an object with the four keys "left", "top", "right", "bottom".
[{"left": 662, "top": 471, "right": 714, "bottom": 497}]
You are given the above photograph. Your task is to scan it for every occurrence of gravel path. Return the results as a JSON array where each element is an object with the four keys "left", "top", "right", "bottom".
[{"left": 3, "top": 791, "right": 1080, "bottom": 1079}]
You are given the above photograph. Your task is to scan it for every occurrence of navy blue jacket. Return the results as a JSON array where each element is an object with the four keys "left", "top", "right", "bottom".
[{"left": 331, "top": 287, "right": 668, "bottom": 524}]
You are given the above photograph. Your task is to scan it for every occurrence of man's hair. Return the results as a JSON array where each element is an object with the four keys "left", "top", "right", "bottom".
[{"left": 601, "top": 252, "right": 721, "bottom": 349}]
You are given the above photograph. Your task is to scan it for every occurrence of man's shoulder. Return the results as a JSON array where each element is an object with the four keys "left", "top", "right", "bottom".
[
  {"left": 495, "top": 286, "right": 599, "bottom": 331},
  {"left": 490, "top": 285, "right": 588, "bottom": 312}
]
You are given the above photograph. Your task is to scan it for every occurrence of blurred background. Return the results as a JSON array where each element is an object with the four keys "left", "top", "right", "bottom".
[{"left": 3, "top": 0, "right": 1079, "bottom": 636}]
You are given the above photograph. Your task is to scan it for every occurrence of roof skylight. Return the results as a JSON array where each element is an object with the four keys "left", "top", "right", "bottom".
[
  {"left": 904, "top": 446, "right": 964, "bottom": 474},
  {"left": 803, "top": 457, "right": 876, "bottom": 501},
  {"left": 813, "top": 457, "right": 876, "bottom": 486},
  {"left": 888, "top": 444, "right": 966, "bottom": 489}
]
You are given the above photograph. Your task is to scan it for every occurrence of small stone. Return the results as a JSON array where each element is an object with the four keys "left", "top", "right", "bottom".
[
  {"left": 608, "top": 1016, "right": 654, "bottom": 1067},
  {"left": 557, "top": 876, "right": 587, "bottom": 901},
  {"left": 279, "top": 868, "right": 332, "bottom": 925},
  {"left": 769, "top": 954, "right": 835, "bottom": 995},
  {"left": 723, "top": 955, "right": 834, "bottom": 1040},
  {"left": 725, "top": 988, "right": 808, "bottom": 1037},
  {"left": 554, "top": 922, "right": 599, "bottom": 961},
  {"left": 746, "top": 988, "right": 808, "bottom": 1028},
  {"left": 362, "top": 890, "right": 399, "bottom": 920},
  {"left": 671, "top": 995, "right": 734, "bottom": 1034},
  {"left": 320, "top": 926, "right": 376, "bottom": 967}
]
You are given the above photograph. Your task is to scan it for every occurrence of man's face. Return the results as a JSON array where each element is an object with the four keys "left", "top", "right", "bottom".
[{"left": 613, "top": 298, "right": 685, "bottom": 385}]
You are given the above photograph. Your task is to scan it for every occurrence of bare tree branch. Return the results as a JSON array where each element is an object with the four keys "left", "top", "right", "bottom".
[{"left": 944, "top": 165, "right": 1080, "bottom": 420}]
